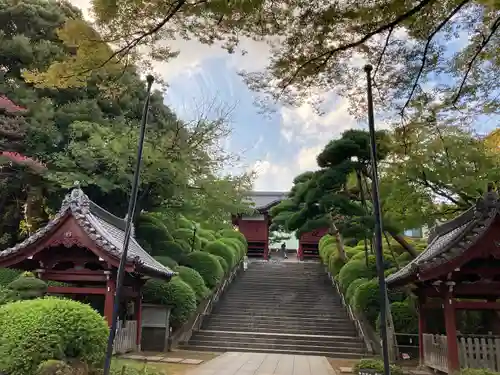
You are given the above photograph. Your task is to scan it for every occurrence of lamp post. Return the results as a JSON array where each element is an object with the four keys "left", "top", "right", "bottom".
[
  {"left": 191, "top": 223, "right": 199, "bottom": 251},
  {"left": 364, "top": 64, "right": 391, "bottom": 375},
  {"left": 102, "top": 75, "right": 155, "bottom": 375}
]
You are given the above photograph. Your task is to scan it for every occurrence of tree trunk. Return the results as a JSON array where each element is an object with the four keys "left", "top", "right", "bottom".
[
  {"left": 388, "top": 231, "right": 418, "bottom": 258},
  {"left": 329, "top": 213, "right": 346, "bottom": 261}
]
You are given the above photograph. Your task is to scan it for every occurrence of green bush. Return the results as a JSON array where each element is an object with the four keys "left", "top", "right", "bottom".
[
  {"left": 345, "top": 246, "right": 362, "bottom": 258},
  {"left": 155, "top": 241, "right": 188, "bottom": 262},
  {"left": 175, "top": 266, "right": 210, "bottom": 302},
  {"left": 328, "top": 253, "right": 346, "bottom": 276},
  {"left": 352, "top": 279, "right": 381, "bottom": 325},
  {"left": 320, "top": 243, "right": 336, "bottom": 264},
  {"left": 175, "top": 238, "right": 191, "bottom": 252},
  {"left": 172, "top": 228, "right": 201, "bottom": 251},
  {"left": 319, "top": 234, "right": 334, "bottom": 249},
  {"left": 459, "top": 369, "right": 499, "bottom": 375},
  {"left": 0, "top": 286, "right": 16, "bottom": 305},
  {"left": 353, "top": 359, "right": 404, "bottom": 375},
  {"left": 204, "top": 240, "right": 236, "bottom": 267},
  {"left": 154, "top": 255, "right": 178, "bottom": 270},
  {"left": 338, "top": 260, "right": 374, "bottom": 291},
  {"left": 135, "top": 214, "right": 173, "bottom": 252},
  {"left": 176, "top": 215, "right": 194, "bottom": 229},
  {"left": 219, "top": 229, "right": 248, "bottom": 248},
  {"left": 36, "top": 360, "right": 74, "bottom": 375},
  {"left": 384, "top": 267, "right": 398, "bottom": 277},
  {"left": 216, "top": 255, "right": 229, "bottom": 275},
  {"left": 198, "top": 228, "right": 217, "bottom": 242},
  {"left": 143, "top": 277, "right": 197, "bottom": 329},
  {"left": 219, "top": 237, "right": 245, "bottom": 260},
  {"left": 8, "top": 273, "right": 48, "bottom": 300},
  {"left": 0, "top": 297, "right": 109, "bottom": 375},
  {"left": 0, "top": 268, "right": 21, "bottom": 286},
  {"left": 345, "top": 278, "right": 368, "bottom": 305},
  {"left": 181, "top": 251, "right": 224, "bottom": 289},
  {"left": 377, "top": 300, "right": 418, "bottom": 334},
  {"left": 397, "top": 252, "right": 414, "bottom": 264}
]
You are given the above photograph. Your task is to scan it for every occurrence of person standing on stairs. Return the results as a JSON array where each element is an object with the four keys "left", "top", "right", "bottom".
[{"left": 281, "top": 243, "right": 288, "bottom": 259}]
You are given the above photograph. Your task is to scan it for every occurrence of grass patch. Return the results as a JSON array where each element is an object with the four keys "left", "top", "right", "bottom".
[{"left": 112, "top": 359, "right": 194, "bottom": 375}]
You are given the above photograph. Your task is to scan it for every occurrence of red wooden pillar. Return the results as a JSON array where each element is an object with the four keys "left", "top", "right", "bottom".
[
  {"left": 264, "top": 213, "right": 269, "bottom": 260},
  {"left": 444, "top": 291, "right": 459, "bottom": 372},
  {"left": 418, "top": 295, "right": 427, "bottom": 365},
  {"left": 104, "top": 277, "right": 116, "bottom": 327},
  {"left": 135, "top": 291, "right": 142, "bottom": 349}
]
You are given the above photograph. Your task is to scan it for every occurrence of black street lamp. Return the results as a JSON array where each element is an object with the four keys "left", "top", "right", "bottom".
[
  {"left": 102, "top": 75, "right": 155, "bottom": 375},
  {"left": 191, "top": 222, "right": 199, "bottom": 251},
  {"left": 364, "top": 64, "right": 391, "bottom": 375}
]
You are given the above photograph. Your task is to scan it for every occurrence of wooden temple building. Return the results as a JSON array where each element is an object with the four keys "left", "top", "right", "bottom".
[
  {"left": 232, "top": 191, "right": 327, "bottom": 260},
  {"left": 0, "top": 185, "right": 175, "bottom": 352},
  {"left": 387, "top": 186, "right": 500, "bottom": 373}
]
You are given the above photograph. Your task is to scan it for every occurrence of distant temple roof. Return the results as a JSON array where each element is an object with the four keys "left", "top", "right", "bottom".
[
  {"left": 248, "top": 191, "right": 289, "bottom": 212},
  {"left": 0, "top": 186, "right": 175, "bottom": 279},
  {"left": 0, "top": 96, "right": 27, "bottom": 114},
  {"left": 387, "top": 189, "right": 500, "bottom": 287}
]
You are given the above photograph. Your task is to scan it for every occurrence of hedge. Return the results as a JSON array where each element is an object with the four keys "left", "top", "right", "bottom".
[
  {"left": 155, "top": 241, "right": 188, "bottom": 262},
  {"left": 7, "top": 273, "right": 47, "bottom": 300},
  {"left": 219, "top": 229, "right": 247, "bottom": 247},
  {"left": 219, "top": 237, "right": 245, "bottom": 260},
  {"left": 175, "top": 266, "right": 210, "bottom": 302},
  {"left": 320, "top": 243, "right": 336, "bottom": 264},
  {"left": 215, "top": 255, "right": 229, "bottom": 275},
  {"left": 181, "top": 251, "right": 224, "bottom": 289},
  {"left": 204, "top": 240, "right": 236, "bottom": 267},
  {"left": 154, "top": 255, "right": 179, "bottom": 270},
  {"left": 345, "top": 278, "right": 368, "bottom": 305},
  {"left": 328, "top": 253, "right": 346, "bottom": 276},
  {"left": 198, "top": 228, "right": 217, "bottom": 242},
  {"left": 0, "top": 268, "right": 21, "bottom": 286},
  {"left": 135, "top": 214, "right": 173, "bottom": 251},
  {"left": 353, "top": 359, "right": 404, "bottom": 375},
  {"left": 352, "top": 279, "right": 383, "bottom": 325},
  {"left": 338, "top": 260, "right": 374, "bottom": 291},
  {"left": 172, "top": 228, "right": 201, "bottom": 251},
  {"left": 0, "top": 298, "right": 109, "bottom": 375},
  {"left": 319, "top": 234, "right": 335, "bottom": 250},
  {"left": 176, "top": 215, "right": 194, "bottom": 229},
  {"left": 377, "top": 300, "right": 418, "bottom": 334},
  {"left": 142, "top": 277, "right": 197, "bottom": 329}
]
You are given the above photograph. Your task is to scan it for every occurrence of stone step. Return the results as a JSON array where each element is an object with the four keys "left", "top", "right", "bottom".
[
  {"left": 204, "top": 316, "right": 355, "bottom": 330},
  {"left": 218, "top": 295, "right": 342, "bottom": 304},
  {"left": 179, "top": 344, "right": 365, "bottom": 359},
  {"left": 213, "top": 307, "right": 348, "bottom": 317},
  {"left": 201, "top": 323, "right": 356, "bottom": 336}
]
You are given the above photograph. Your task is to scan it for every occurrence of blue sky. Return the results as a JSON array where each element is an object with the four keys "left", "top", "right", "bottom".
[{"left": 75, "top": 0, "right": 497, "bottom": 192}]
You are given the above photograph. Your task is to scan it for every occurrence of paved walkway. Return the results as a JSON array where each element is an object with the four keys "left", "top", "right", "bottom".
[{"left": 185, "top": 352, "right": 336, "bottom": 375}]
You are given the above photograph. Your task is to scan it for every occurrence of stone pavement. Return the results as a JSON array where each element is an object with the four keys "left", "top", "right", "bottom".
[{"left": 185, "top": 352, "right": 336, "bottom": 375}]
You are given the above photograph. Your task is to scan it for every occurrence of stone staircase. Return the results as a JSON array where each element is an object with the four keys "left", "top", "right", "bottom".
[{"left": 182, "top": 261, "right": 367, "bottom": 358}]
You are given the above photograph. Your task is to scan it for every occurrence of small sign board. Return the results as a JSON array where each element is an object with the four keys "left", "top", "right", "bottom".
[{"left": 359, "top": 369, "right": 383, "bottom": 375}]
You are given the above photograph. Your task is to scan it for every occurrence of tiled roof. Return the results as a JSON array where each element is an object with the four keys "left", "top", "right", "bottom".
[
  {"left": 248, "top": 191, "right": 289, "bottom": 211},
  {"left": 0, "top": 187, "right": 175, "bottom": 279},
  {"left": 0, "top": 96, "right": 27, "bottom": 114},
  {"left": 386, "top": 190, "right": 500, "bottom": 286}
]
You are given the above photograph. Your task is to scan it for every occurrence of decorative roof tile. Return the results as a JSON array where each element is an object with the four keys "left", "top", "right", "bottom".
[
  {"left": 0, "top": 187, "right": 175, "bottom": 279},
  {"left": 387, "top": 190, "right": 500, "bottom": 286},
  {"left": 248, "top": 191, "right": 288, "bottom": 211}
]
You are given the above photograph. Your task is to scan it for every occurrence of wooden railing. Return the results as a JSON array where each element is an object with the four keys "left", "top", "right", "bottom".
[
  {"left": 113, "top": 320, "right": 137, "bottom": 354},
  {"left": 423, "top": 334, "right": 448, "bottom": 373}
]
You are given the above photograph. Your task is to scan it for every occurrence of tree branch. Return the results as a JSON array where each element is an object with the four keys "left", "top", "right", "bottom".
[
  {"left": 453, "top": 15, "right": 500, "bottom": 104},
  {"left": 400, "top": 0, "right": 471, "bottom": 117},
  {"left": 280, "top": 0, "right": 436, "bottom": 92}
]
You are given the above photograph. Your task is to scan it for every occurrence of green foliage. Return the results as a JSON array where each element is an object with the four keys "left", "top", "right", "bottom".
[
  {"left": 215, "top": 255, "right": 229, "bottom": 275},
  {"left": 0, "top": 297, "right": 109, "bottom": 375},
  {"left": 142, "top": 277, "right": 197, "bottom": 329},
  {"left": 459, "top": 369, "right": 500, "bottom": 375},
  {"left": 198, "top": 228, "right": 217, "bottom": 243},
  {"left": 353, "top": 359, "right": 404, "bottom": 375},
  {"left": 352, "top": 279, "right": 383, "bottom": 326},
  {"left": 219, "top": 229, "right": 248, "bottom": 248},
  {"left": 36, "top": 360, "right": 74, "bottom": 375},
  {"left": 181, "top": 251, "right": 224, "bottom": 289},
  {"left": 377, "top": 300, "right": 418, "bottom": 334},
  {"left": 156, "top": 241, "right": 188, "bottom": 262},
  {"left": 0, "top": 286, "right": 16, "bottom": 306},
  {"left": 320, "top": 243, "right": 336, "bottom": 264},
  {"left": 345, "top": 278, "right": 368, "bottom": 305},
  {"left": 204, "top": 240, "right": 236, "bottom": 267},
  {"left": 0, "top": 268, "right": 21, "bottom": 286},
  {"left": 8, "top": 273, "right": 48, "bottom": 300},
  {"left": 218, "top": 237, "right": 245, "bottom": 261},
  {"left": 172, "top": 228, "right": 201, "bottom": 251},
  {"left": 154, "top": 256, "right": 178, "bottom": 270},
  {"left": 328, "top": 253, "right": 346, "bottom": 276},
  {"left": 176, "top": 215, "right": 194, "bottom": 229},
  {"left": 319, "top": 234, "right": 335, "bottom": 250},
  {"left": 338, "top": 260, "right": 375, "bottom": 291},
  {"left": 135, "top": 214, "right": 173, "bottom": 253},
  {"left": 175, "top": 265, "right": 210, "bottom": 302}
]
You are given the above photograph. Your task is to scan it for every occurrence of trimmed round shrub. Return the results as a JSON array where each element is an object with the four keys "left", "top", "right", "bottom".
[
  {"left": 204, "top": 240, "right": 236, "bottom": 267},
  {"left": 328, "top": 253, "right": 346, "bottom": 276},
  {"left": 181, "top": 251, "right": 224, "bottom": 289},
  {"left": 320, "top": 243, "right": 336, "bottom": 265},
  {"left": 384, "top": 267, "right": 398, "bottom": 277},
  {"left": 345, "top": 278, "right": 368, "bottom": 305},
  {"left": 216, "top": 255, "right": 229, "bottom": 275},
  {"left": 377, "top": 300, "right": 418, "bottom": 334},
  {"left": 0, "top": 298, "right": 109, "bottom": 375},
  {"left": 143, "top": 277, "right": 197, "bottom": 329},
  {"left": 172, "top": 228, "right": 201, "bottom": 251},
  {"left": 397, "top": 252, "right": 414, "bottom": 264},
  {"left": 155, "top": 241, "right": 188, "bottom": 262},
  {"left": 319, "top": 234, "right": 335, "bottom": 250},
  {"left": 8, "top": 273, "right": 47, "bottom": 300},
  {"left": 154, "top": 255, "right": 179, "bottom": 270},
  {"left": 135, "top": 214, "right": 173, "bottom": 250},
  {"left": 351, "top": 251, "right": 367, "bottom": 261},
  {"left": 198, "top": 228, "right": 217, "bottom": 242},
  {"left": 175, "top": 265, "right": 210, "bottom": 302},
  {"left": 0, "top": 267, "right": 21, "bottom": 286},
  {"left": 345, "top": 246, "right": 362, "bottom": 258},
  {"left": 219, "top": 229, "right": 247, "bottom": 248},
  {"left": 353, "top": 359, "right": 404, "bottom": 375},
  {"left": 353, "top": 279, "right": 383, "bottom": 325},
  {"left": 0, "top": 286, "right": 15, "bottom": 305},
  {"left": 176, "top": 215, "right": 194, "bottom": 229},
  {"left": 338, "top": 260, "right": 374, "bottom": 291},
  {"left": 219, "top": 237, "right": 245, "bottom": 260},
  {"left": 175, "top": 238, "right": 192, "bottom": 252}
]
